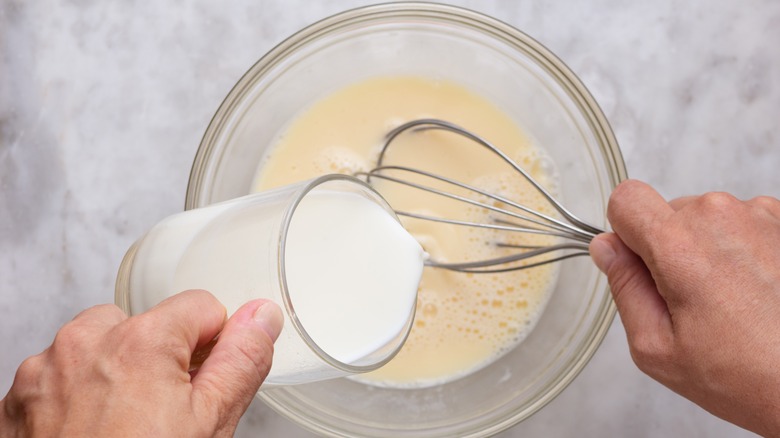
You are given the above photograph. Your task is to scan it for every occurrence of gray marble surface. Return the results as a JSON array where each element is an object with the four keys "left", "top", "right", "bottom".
[{"left": 2, "top": 0, "right": 778, "bottom": 436}]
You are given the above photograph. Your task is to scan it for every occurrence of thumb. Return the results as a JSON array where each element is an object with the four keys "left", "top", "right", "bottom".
[
  {"left": 590, "top": 233, "right": 673, "bottom": 362},
  {"left": 191, "top": 299, "right": 283, "bottom": 430}
]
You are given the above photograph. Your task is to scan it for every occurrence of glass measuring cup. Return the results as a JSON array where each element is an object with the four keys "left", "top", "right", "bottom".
[{"left": 115, "top": 175, "right": 422, "bottom": 386}]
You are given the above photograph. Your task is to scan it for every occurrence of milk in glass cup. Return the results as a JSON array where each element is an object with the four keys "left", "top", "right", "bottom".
[{"left": 115, "top": 175, "right": 425, "bottom": 385}]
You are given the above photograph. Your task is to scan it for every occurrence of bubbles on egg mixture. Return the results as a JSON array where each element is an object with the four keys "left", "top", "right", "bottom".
[
  {"left": 431, "top": 252, "right": 556, "bottom": 351},
  {"left": 376, "top": 256, "right": 558, "bottom": 388},
  {"left": 363, "top": 155, "right": 561, "bottom": 388}
]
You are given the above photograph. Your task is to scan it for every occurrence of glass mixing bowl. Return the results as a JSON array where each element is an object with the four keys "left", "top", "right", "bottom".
[{"left": 187, "top": 3, "right": 626, "bottom": 437}]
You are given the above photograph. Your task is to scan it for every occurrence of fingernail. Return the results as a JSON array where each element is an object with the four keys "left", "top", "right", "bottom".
[
  {"left": 253, "top": 301, "right": 284, "bottom": 343},
  {"left": 590, "top": 236, "right": 617, "bottom": 274}
]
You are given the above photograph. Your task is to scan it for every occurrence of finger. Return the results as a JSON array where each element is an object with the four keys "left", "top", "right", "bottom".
[
  {"left": 668, "top": 195, "right": 699, "bottom": 211},
  {"left": 747, "top": 195, "right": 780, "bottom": 218},
  {"left": 191, "top": 299, "right": 283, "bottom": 431},
  {"left": 607, "top": 180, "right": 675, "bottom": 263},
  {"left": 590, "top": 233, "right": 673, "bottom": 365},
  {"left": 140, "top": 289, "right": 228, "bottom": 353}
]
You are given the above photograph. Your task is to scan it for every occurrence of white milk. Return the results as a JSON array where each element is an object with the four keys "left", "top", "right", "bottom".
[
  {"left": 285, "top": 190, "right": 424, "bottom": 364},
  {"left": 127, "top": 188, "right": 425, "bottom": 371}
]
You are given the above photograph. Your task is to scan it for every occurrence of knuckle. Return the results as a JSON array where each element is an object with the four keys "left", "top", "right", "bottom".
[
  {"left": 115, "top": 316, "right": 158, "bottom": 351},
  {"left": 750, "top": 195, "right": 773, "bottom": 206},
  {"left": 14, "top": 354, "right": 45, "bottom": 388},
  {"left": 607, "top": 180, "right": 639, "bottom": 217},
  {"left": 72, "top": 304, "right": 128, "bottom": 328},
  {"left": 610, "top": 179, "right": 642, "bottom": 202},
  {"left": 179, "top": 289, "right": 221, "bottom": 307},
  {"left": 123, "top": 312, "right": 159, "bottom": 337},
  {"left": 113, "top": 315, "right": 191, "bottom": 367},
  {"left": 229, "top": 331, "right": 275, "bottom": 379},
  {"left": 72, "top": 303, "right": 110, "bottom": 319},
  {"left": 748, "top": 195, "right": 780, "bottom": 214},
  {"left": 108, "top": 317, "right": 155, "bottom": 358},
  {"left": 696, "top": 191, "right": 738, "bottom": 214},
  {"left": 627, "top": 331, "right": 672, "bottom": 376},
  {"left": 206, "top": 335, "right": 275, "bottom": 399},
  {"left": 8, "top": 353, "right": 51, "bottom": 410},
  {"left": 607, "top": 263, "right": 646, "bottom": 304},
  {"left": 93, "top": 303, "right": 128, "bottom": 322},
  {"left": 52, "top": 321, "right": 91, "bottom": 352}
]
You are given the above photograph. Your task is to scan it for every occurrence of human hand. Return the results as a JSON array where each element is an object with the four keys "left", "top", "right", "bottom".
[
  {"left": 0, "top": 289, "right": 283, "bottom": 437},
  {"left": 589, "top": 179, "right": 780, "bottom": 436}
]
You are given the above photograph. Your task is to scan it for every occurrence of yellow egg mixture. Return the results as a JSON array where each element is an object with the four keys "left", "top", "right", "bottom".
[{"left": 253, "top": 76, "right": 559, "bottom": 387}]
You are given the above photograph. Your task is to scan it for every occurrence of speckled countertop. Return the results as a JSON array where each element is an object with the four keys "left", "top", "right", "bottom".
[{"left": 2, "top": 1, "right": 778, "bottom": 436}]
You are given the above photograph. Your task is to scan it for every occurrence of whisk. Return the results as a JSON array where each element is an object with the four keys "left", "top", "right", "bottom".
[{"left": 356, "top": 119, "right": 604, "bottom": 274}]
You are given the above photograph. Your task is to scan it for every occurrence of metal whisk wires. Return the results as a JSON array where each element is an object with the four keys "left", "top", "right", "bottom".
[{"left": 356, "top": 119, "right": 604, "bottom": 273}]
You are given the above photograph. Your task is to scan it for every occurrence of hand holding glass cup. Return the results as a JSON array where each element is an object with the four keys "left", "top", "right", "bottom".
[{"left": 115, "top": 175, "right": 425, "bottom": 386}]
